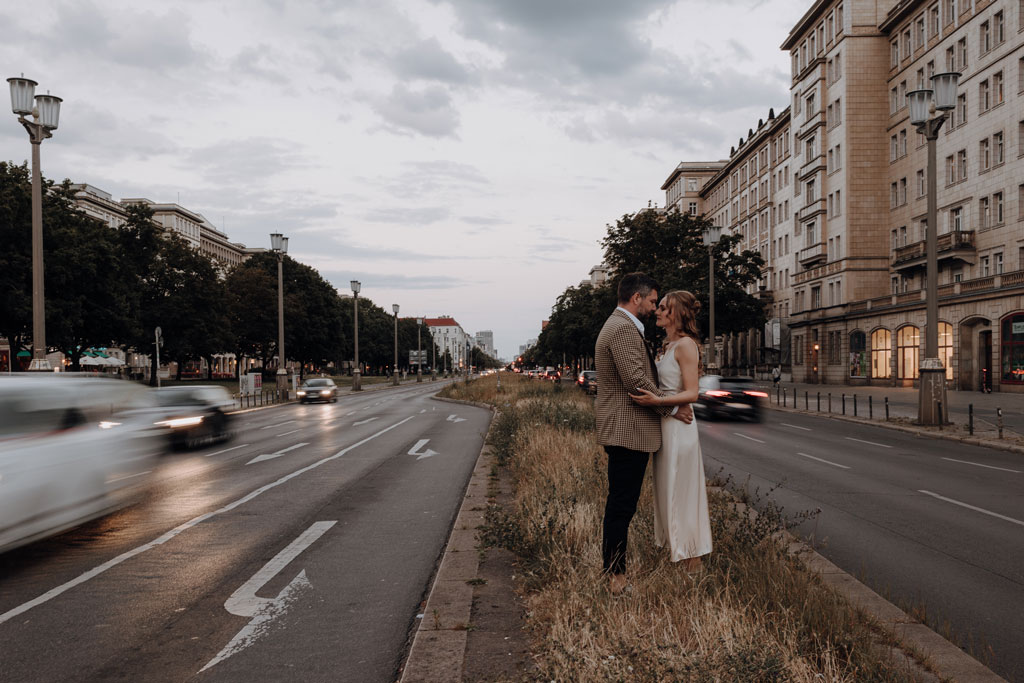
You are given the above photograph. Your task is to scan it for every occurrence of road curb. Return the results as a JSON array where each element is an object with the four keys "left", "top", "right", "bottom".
[
  {"left": 706, "top": 490, "right": 1006, "bottom": 682},
  {"left": 767, "top": 403, "right": 1024, "bottom": 455},
  {"left": 400, "top": 405, "right": 496, "bottom": 683}
]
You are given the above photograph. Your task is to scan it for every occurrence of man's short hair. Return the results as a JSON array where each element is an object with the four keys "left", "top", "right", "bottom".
[{"left": 617, "top": 272, "right": 659, "bottom": 304}]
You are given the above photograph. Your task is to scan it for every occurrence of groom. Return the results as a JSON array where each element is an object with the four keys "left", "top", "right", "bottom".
[{"left": 595, "top": 272, "right": 692, "bottom": 593}]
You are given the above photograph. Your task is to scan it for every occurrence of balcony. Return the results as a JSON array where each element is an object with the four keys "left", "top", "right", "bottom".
[
  {"left": 892, "top": 230, "right": 976, "bottom": 272},
  {"left": 796, "top": 198, "right": 826, "bottom": 223},
  {"left": 798, "top": 241, "right": 827, "bottom": 268}
]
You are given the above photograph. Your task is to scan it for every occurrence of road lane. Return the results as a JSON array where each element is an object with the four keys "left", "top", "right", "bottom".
[
  {"left": 0, "top": 382, "right": 489, "bottom": 682},
  {"left": 698, "top": 410, "right": 1024, "bottom": 680}
]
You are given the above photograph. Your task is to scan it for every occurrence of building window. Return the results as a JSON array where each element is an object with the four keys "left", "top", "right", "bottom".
[
  {"left": 891, "top": 40, "right": 900, "bottom": 67},
  {"left": 993, "top": 71, "right": 1004, "bottom": 106},
  {"left": 899, "top": 129, "right": 907, "bottom": 157},
  {"left": 994, "top": 11, "right": 1004, "bottom": 45},
  {"left": 811, "top": 286, "right": 821, "bottom": 309},
  {"left": 891, "top": 134, "right": 899, "bottom": 161},
  {"left": 951, "top": 206, "right": 963, "bottom": 231},
  {"left": 981, "top": 255, "right": 990, "bottom": 276},
  {"left": 850, "top": 331, "right": 867, "bottom": 377},
  {"left": 957, "top": 37, "right": 967, "bottom": 68},
  {"left": 980, "top": 79, "right": 990, "bottom": 112},
  {"left": 872, "top": 329, "right": 892, "bottom": 379},
  {"left": 946, "top": 154, "right": 956, "bottom": 184},
  {"left": 897, "top": 326, "right": 920, "bottom": 380},
  {"left": 929, "top": 3, "right": 939, "bottom": 35},
  {"left": 955, "top": 93, "right": 966, "bottom": 127},
  {"left": 939, "top": 322, "right": 953, "bottom": 380},
  {"left": 689, "top": 202, "right": 698, "bottom": 216},
  {"left": 980, "top": 20, "right": 991, "bottom": 54},
  {"left": 1000, "top": 314, "right": 1024, "bottom": 384},
  {"left": 995, "top": 252, "right": 1004, "bottom": 274},
  {"left": 994, "top": 131, "right": 1004, "bottom": 165},
  {"left": 995, "top": 192, "right": 1004, "bottom": 224},
  {"left": 917, "top": 169, "right": 926, "bottom": 197},
  {"left": 916, "top": 15, "right": 925, "bottom": 49},
  {"left": 980, "top": 138, "right": 991, "bottom": 171},
  {"left": 957, "top": 149, "right": 967, "bottom": 180}
]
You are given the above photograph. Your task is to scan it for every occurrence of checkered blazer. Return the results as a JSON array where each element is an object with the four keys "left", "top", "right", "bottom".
[{"left": 595, "top": 309, "right": 672, "bottom": 452}]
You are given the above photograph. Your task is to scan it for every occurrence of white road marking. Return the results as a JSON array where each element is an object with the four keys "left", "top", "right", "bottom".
[
  {"left": 408, "top": 439, "right": 439, "bottom": 460},
  {"left": 796, "top": 452, "right": 850, "bottom": 469},
  {"left": 353, "top": 417, "right": 379, "bottom": 426},
  {"left": 844, "top": 437, "right": 892, "bottom": 449},
  {"left": 0, "top": 416, "right": 415, "bottom": 627},
  {"left": 941, "top": 457, "right": 1021, "bottom": 474},
  {"left": 200, "top": 521, "right": 336, "bottom": 672},
  {"left": 419, "top": 409, "right": 427, "bottom": 414},
  {"left": 781, "top": 423, "right": 812, "bottom": 431},
  {"left": 733, "top": 433, "right": 765, "bottom": 444},
  {"left": 446, "top": 414, "right": 467, "bottom": 423},
  {"left": 247, "top": 442, "right": 309, "bottom": 465},
  {"left": 107, "top": 470, "right": 152, "bottom": 483},
  {"left": 276, "top": 429, "right": 301, "bottom": 437},
  {"left": 260, "top": 420, "right": 295, "bottom": 430},
  {"left": 918, "top": 490, "right": 1024, "bottom": 528},
  {"left": 204, "top": 444, "right": 249, "bottom": 458}
]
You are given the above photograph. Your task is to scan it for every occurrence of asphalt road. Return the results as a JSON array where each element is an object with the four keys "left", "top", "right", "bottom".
[
  {"left": 699, "top": 408, "right": 1024, "bottom": 681},
  {"left": 0, "top": 382, "right": 491, "bottom": 682}
]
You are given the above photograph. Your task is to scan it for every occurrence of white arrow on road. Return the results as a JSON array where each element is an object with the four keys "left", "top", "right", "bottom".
[
  {"left": 247, "top": 442, "right": 308, "bottom": 465},
  {"left": 408, "top": 439, "right": 439, "bottom": 460},
  {"left": 200, "top": 521, "right": 336, "bottom": 672},
  {"left": 353, "top": 417, "right": 379, "bottom": 426},
  {"left": 446, "top": 414, "right": 466, "bottom": 423}
]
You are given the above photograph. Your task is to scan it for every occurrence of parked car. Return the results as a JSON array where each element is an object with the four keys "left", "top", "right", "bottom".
[
  {"left": 577, "top": 370, "right": 598, "bottom": 394},
  {"left": 0, "top": 376, "right": 160, "bottom": 553},
  {"left": 152, "top": 385, "right": 235, "bottom": 450},
  {"left": 296, "top": 377, "right": 338, "bottom": 403},
  {"left": 693, "top": 375, "right": 767, "bottom": 421}
]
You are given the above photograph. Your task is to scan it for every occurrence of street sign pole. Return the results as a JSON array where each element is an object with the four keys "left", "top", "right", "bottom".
[{"left": 154, "top": 326, "right": 163, "bottom": 388}]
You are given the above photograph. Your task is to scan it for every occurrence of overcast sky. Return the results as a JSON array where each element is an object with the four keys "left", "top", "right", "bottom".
[{"left": 1, "top": 0, "right": 806, "bottom": 360}]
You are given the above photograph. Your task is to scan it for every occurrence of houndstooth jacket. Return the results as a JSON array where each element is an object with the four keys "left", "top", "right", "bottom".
[{"left": 594, "top": 309, "right": 672, "bottom": 453}]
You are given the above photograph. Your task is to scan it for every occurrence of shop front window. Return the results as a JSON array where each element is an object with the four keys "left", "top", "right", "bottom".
[
  {"left": 849, "top": 331, "right": 867, "bottom": 377},
  {"left": 939, "top": 322, "right": 953, "bottom": 380},
  {"left": 1001, "top": 313, "right": 1024, "bottom": 383},
  {"left": 871, "top": 329, "right": 892, "bottom": 379},
  {"left": 897, "top": 326, "right": 920, "bottom": 379}
]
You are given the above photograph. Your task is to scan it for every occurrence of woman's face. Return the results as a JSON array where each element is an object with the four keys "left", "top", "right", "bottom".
[{"left": 655, "top": 297, "right": 670, "bottom": 329}]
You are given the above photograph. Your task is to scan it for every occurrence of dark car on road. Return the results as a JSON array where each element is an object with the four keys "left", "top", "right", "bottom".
[
  {"left": 693, "top": 375, "right": 767, "bottom": 421},
  {"left": 153, "top": 385, "right": 235, "bottom": 450},
  {"left": 297, "top": 377, "right": 338, "bottom": 403},
  {"left": 577, "top": 370, "right": 597, "bottom": 395}
]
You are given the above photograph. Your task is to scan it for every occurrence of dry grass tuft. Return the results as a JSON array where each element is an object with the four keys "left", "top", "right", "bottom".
[{"left": 458, "top": 374, "right": 916, "bottom": 681}]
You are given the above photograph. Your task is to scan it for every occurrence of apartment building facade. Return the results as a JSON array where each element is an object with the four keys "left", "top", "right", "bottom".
[{"left": 662, "top": 161, "right": 728, "bottom": 217}]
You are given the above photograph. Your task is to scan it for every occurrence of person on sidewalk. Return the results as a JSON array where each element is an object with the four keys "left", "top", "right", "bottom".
[{"left": 595, "top": 273, "right": 692, "bottom": 595}]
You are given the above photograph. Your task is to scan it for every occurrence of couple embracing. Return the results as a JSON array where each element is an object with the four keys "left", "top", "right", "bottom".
[{"left": 595, "top": 272, "right": 712, "bottom": 595}]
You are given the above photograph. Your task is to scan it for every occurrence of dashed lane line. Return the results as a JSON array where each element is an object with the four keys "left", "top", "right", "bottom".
[
  {"left": 204, "top": 444, "right": 249, "bottom": 458},
  {"left": 941, "top": 457, "right": 1021, "bottom": 474},
  {"left": 781, "top": 423, "right": 812, "bottom": 431},
  {"left": 276, "top": 429, "right": 301, "bottom": 437},
  {"left": 918, "top": 490, "right": 1024, "bottom": 528},
  {"left": 844, "top": 436, "right": 892, "bottom": 449},
  {"left": 733, "top": 433, "right": 766, "bottom": 444},
  {"left": 260, "top": 420, "right": 296, "bottom": 430},
  {"left": 796, "top": 452, "right": 850, "bottom": 469}
]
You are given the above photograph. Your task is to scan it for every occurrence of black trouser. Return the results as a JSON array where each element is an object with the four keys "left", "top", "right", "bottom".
[{"left": 602, "top": 445, "right": 650, "bottom": 575}]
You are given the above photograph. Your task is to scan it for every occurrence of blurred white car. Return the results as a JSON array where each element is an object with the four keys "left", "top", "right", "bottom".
[{"left": 0, "top": 376, "right": 160, "bottom": 553}]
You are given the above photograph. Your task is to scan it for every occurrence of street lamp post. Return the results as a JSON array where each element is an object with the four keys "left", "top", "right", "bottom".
[
  {"left": 392, "top": 304, "right": 400, "bottom": 386},
  {"left": 351, "top": 280, "right": 362, "bottom": 391},
  {"left": 270, "top": 233, "right": 289, "bottom": 399},
  {"left": 443, "top": 332, "right": 449, "bottom": 376},
  {"left": 8, "top": 76, "right": 62, "bottom": 372},
  {"left": 416, "top": 318, "right": 423, "bottom": 382},
  {"left": 908, "top": 72, "right": 960, "bottom": 425},
  {"left": 702, "top": 225, "right": 724, "bottom": 371}
]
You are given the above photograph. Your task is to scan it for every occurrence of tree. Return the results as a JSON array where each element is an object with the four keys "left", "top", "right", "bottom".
[{"left": 0, "top": 162, "right": 37, "bottom": 362}]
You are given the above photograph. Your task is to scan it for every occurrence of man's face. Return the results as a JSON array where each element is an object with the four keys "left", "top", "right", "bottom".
[{"left": 636, "top": 289, "right": 659, "bottom": 317}]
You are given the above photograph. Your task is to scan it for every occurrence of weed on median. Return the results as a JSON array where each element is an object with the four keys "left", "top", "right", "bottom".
[{"left": 443, "top": 374, "right": 919, "bottom": 681}]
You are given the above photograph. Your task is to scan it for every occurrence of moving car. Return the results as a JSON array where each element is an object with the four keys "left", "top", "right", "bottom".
[
  {"left": 0, "top": 376, "right": 160, "bottom": 553},
  {"left": 153, "top": 385, "right": 235, "bottom": 450},
  {"left": 693, "top": 375, "right": 767, "bottom": 421},
  {"left": 543, "top": 367, "right": 561, "bottom": 381},
  {"left": 297, "top": 377, "right": 338, "bottom": 403},
  {"left": 577, "top": 370, "right": 598, "bottom": 395}
]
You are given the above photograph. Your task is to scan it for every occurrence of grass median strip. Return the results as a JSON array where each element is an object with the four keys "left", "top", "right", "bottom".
[{"left": 441, "top": 374, "right": 919, "bottom": 681}]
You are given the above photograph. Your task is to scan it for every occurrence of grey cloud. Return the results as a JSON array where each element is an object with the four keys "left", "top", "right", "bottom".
[
  {"left": 183, "top": 138, "right": 311, "bottom": 184},
  {"left": 357, "top": 160, "right": 490, "bottom": 200},
  {"left": 461, "top": 216, "right": 506, "bottom": 226},
  {"left": 322, "top": 271, "right": 472, "bottom": 290},
  {"left": 231, "top": 45, "right": 290, "bottom": 84},
  {"left": 392, "top": 38, "right": 474, "bottom": 84},
  {"left": 372, "top": 84, "right": 461, "bottom": 138},
  {"left": 364, "top": 205, "right": 451, "bottom": 225}
]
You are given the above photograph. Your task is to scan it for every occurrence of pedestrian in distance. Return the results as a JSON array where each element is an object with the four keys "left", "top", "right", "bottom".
[
  {"left": 594, "top": 273, "right": 693, "bottom": 595},
  {"left": 772, "top": 365, "right": 781, "bottom": 386},
  {"left": 629, "top": 291, "right": 713, "bottom": 575}
]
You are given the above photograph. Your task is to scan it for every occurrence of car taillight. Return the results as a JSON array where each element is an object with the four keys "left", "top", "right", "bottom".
[
  {"left": 744, "top": 391, "right": 768, "bottom": 398},
  {"left": 706, "top": 390, "right": 730, "bottom": 397}
]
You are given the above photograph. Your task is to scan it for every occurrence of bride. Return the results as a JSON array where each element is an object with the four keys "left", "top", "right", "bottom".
[{"left": 630, "top": 290, "right": 712, "bottom": 573}]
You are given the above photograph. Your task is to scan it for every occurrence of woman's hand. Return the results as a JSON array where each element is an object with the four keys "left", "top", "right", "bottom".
[{"left": 629, "top": 388, "right": 661, "bottom": 406}]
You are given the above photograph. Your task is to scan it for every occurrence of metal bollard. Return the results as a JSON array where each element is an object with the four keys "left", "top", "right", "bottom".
[
  {"left": 869, "top": 395, "right": 873, "bottom": 419},
  {"left": 937, "top": 401, "right": 943, "bottom": 429},
  {"left": 817, "top": 392, "right": 821, "bottom": 411},
  {"left": 968, "top": 404, "right": 974, "bottom": 435},
  {"left": 828, "top": 393, "right": 832, "bottom": 413},
  {"left": 885, "top": 396, "right": 890, "bottom": 420},
  {"left": 854, "top": 394, "right": 858, "bottom": 417},
  {"left": 805, "top": 391, "right": 809, "bottom": 410},
  {"left": 783, "top": 387, "right": 787, "bottom": 407},
  {"left": 842, "top": 393, "right": 846, "bottom": 415},
  {"left": 776, "top": 385, "right": 781, "bottom": 405},
  {"left": 998, "top": 408, "right": 1003, "bottom": 439}
]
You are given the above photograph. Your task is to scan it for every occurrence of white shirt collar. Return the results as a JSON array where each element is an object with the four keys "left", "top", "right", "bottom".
[{"left": 615, "top": 306, "right": 644, "bottom": 335}]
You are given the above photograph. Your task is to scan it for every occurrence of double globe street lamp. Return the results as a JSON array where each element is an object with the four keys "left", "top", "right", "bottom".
[
  {"left": 702, "top": 225, "right": 724, "bottom": 371},
  {"left": 907, "top": 71, "right": 961, "bottom": 425},
  {"left": 270, "top": 233, "right": 289, "bottom": 398},
  {"left": 416, "top": 317, "right": 424, "bottom": 382},
  {"left": 8, "top": 76, "right": 62, "bottom": 371},
  {"left": 392, "top": 304, "right": 400, "bottom": 386},
  {"left": 351, "top": 280, "right": 361, "bottom": 391}
]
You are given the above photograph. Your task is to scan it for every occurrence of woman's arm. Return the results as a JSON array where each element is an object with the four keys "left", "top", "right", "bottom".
[{"left": 629, "top": 338, "right": 701, "bottom": 407}]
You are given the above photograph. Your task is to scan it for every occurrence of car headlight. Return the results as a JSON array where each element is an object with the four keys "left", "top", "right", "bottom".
[
  {"left": 155, "top": 416, "right": 205, "bottom": 428},
  {"left": 297, "top": 390, "right": 307, "bottom": 396},
  {"left": 320, "top": 390, "right": 331, "bottom": 396}
]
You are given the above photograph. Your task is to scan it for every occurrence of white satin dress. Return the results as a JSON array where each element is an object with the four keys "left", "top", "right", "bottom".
[{"left": 653, "top": 340, "right": 713, "bottom": 561}]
